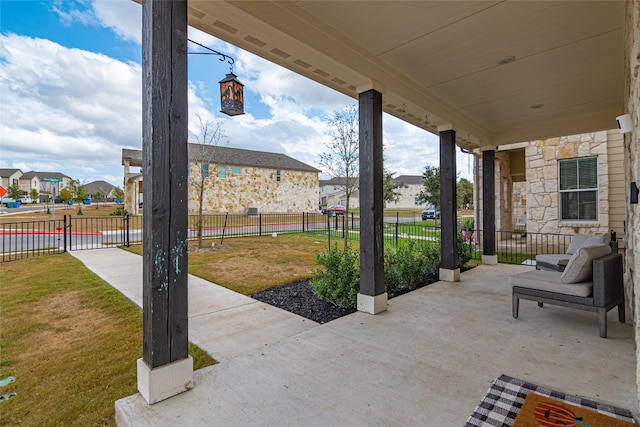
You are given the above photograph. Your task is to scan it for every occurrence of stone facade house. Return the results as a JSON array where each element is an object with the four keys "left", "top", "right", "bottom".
[
  {"left": 122, "top": 144, "right": 320, "bottom": 215},
  {"left": 477, "top": 129, "right": 625, "bottom": 240}
]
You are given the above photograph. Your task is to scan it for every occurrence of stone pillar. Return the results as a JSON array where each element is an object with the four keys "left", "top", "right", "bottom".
[{"left": 357, "top": 87, "right": 387, "bottom": 314}]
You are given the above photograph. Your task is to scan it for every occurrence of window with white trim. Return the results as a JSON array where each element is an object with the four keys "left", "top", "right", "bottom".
[
  {"left": 559, "top": 157, "right": 598, "bottom": 221},
  {"left": 231, "top": 166, "right": 242, "bottom": 175},
  {"left": 276, "top": 169, "right": 281, "bottom": 182},
  {"left": 202, "top": 163, "right": 209, "bottom": 178},
  {"left": 218, "top": 165, "right": 227, "bottom": 179}
]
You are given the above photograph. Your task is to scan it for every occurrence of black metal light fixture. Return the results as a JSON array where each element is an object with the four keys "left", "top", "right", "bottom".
[{"left": 188, "top": 39, "right": 245, "bottom": 116}]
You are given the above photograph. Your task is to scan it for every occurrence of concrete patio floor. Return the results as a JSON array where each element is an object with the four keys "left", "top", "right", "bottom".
[{"left": 110, "top": 261, "right": 637, "bottom": 426}]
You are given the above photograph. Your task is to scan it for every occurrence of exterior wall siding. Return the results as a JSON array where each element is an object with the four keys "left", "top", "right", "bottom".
[
  {"left": 189, "top": 164, "right": 318, "bottom": 213},
  {"left": 386, "top": 184, "right": 422, "bottom": 209}
]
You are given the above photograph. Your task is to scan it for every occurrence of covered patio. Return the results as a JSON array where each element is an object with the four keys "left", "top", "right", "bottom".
[
  {"left": 116, "top": 263, "right": 636, "bottom": 425},
  {"left": 129, "top": 0, "right": 639, "bottom": 422}
]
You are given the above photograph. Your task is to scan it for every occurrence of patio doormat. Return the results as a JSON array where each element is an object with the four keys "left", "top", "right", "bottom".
[{"left": 464, "top": 374, "right": 637, "bottom": 427}]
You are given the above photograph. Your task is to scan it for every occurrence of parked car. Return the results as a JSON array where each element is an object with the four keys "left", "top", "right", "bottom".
[
  {"left": 421, "top": 207, "right": 440, "bottom": 220},
  {"left": 20, "top": 195, "right": 33, "bottom": 204},
  {"left": 322, "top": 205, "right": 346, "bottom": 215}
]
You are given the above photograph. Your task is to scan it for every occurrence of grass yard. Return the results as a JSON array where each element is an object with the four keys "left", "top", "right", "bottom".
[
  {"left": 0, "top": 254, "right": 215, "bottom": 426},
  {"left": 125, "top": 233, "right": 335, "bottom": 295}
]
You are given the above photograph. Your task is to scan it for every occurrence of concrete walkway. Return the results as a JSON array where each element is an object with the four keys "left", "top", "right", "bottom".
[
  {"left": 70, "top": 248, "right": 317, "bottom": 362},
  {"left": 71, "top": 248, "right": 637, "bottom": 426}
]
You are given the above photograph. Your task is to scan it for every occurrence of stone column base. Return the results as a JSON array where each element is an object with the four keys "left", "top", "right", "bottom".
[
  {"left": 439, "top": 268, "right": 461, "bottom": 282},
  {"left": 137, "top": 356, "right": 193, "bottom": 405},
  {"left": 357, "top": 293, "right": 388, "bottom": 314},
  {"left": 482, "top": 255, "right": 499, "bottom": 265}
]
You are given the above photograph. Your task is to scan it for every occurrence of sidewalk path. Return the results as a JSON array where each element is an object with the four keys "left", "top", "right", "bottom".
[{"left": 70, "top": 248, "right": 317, "bottom": 362}]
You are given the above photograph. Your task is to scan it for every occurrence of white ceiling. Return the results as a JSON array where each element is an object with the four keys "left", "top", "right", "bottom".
[{"left": 187, "top": 1, "right": 626, "bottom": 149}]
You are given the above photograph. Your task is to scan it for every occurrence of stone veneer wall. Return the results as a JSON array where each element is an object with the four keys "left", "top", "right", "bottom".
[
  {"left": 525, "top": 131, "right": 610, "bottom": 235},
  {"left": 624, "top": 0, "right": 640, "bottom": 408},
  {"left": 495, "top": 152, "right": 513, "bottom": 234},
  {"left": 189, "top": 164, "right": 318, "bottom": 213},
  {"left": 512, "top": 181, "right": 527, "bottom": 227}
]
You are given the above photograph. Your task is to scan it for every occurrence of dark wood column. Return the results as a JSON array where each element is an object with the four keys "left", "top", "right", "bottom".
[
  {"left": 358, "top": 89, "right": 386, "bottom": 313},
  {"left": 439, "top": 129, "right": 458, "bottom": 273},
  {"left": 482, "top": 150, "right": 496, "bottom": 257},
  {"left": 142, "top": 0, "right": 189, "bottom": 369}
]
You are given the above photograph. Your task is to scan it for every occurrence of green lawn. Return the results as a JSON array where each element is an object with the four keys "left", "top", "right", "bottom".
[{"left": 0, "top": 254, "right": 215, "bottom": 426}]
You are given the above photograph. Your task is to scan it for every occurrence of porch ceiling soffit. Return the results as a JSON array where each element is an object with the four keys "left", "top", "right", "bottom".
[{"left": 182, "top": 1, "right": 624, "bottom": 150}]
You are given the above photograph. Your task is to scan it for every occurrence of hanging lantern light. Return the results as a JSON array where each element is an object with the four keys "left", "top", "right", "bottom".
[
  {"left": 219, "top": 72, "right": 245, "bottom": 116},
  {"left": 187, "top": 38, "right": 245, "bottom": 117}
]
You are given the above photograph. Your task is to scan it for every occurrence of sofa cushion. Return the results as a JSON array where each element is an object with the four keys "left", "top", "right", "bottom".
[
  {"left": 566, "top": 233, "right": 609, "bottom": 255},
  {"left": 535, "top": 254, "right": 571, "bottom": 270},
  {"left": 510, "top": 270, "right": 592, "bottom": 297},
  {"left": 561, "top": 244, "right": 611, "bottom": 284}
]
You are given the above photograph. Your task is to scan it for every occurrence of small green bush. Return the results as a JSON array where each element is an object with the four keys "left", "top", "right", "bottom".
[
  {"left": 109, "top": 208, "right": 128, "bottom": 216},
  {"left": 384, "top": 240, "right": 429, "bottom": 293},
  {"left": 310, "top": 245, "right": 360, "bottom": 308}
]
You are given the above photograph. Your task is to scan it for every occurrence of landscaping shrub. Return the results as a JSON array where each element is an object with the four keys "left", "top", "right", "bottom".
[
  {"left": 384, "top": 240, "right": 431, "bottom": 293},
  {"left": 109, "top": 207, "right": 128, "bottom": 216},
  {"left": 310, "top": 245, "right": 360, "bottom": 308}
]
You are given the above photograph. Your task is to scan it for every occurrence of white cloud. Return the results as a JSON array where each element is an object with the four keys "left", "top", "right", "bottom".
[{"left": 92, "top": 0, "right": 142, "bottom": 44}]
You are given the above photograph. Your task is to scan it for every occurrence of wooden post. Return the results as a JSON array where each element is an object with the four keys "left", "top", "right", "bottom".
[
  {"left": 482, "top": 150, "right": 497, "bottom": 264},
  {"left": 138, "top": 0, "right": 192, "bottom": 404},
  {"left": 439, "top": 129, "right": 459, "bottom": 281},
  {"left": 357, "top": 89, "right": 387, "bottom": 314}
]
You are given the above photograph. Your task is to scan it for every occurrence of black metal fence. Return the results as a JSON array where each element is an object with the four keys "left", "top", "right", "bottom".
[{"left": 1, "top": 212, "right": 618, "bottom": 266}]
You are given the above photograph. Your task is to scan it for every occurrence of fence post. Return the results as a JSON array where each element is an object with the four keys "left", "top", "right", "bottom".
[
  {"left": 125, "top": 214, "right": 130, "bottom": 247},
  {"left": 259, "top": 213, "right": 262, "bottom": 237},
  {"left": 395, "top": 221, "right": 399, "bottom": 246},
  {"left": 64, "top": 215, "right": 68, "bottom": 253},
  {"left": 302, "top": 213, "right": 305, "bottom": 233}
]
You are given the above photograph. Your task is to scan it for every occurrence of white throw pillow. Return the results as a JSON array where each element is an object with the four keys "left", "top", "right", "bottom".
[{"left": 561, "top": 244, "right": 612, "bottom": 284}]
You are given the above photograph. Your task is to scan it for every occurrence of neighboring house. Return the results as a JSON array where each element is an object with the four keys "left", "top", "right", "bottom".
[
  {"left": 122, "top": 144, "right": 320, "bottom": 215},
  {"left": 0, "top": 169, "right": 72, "bottom": 201},
  {"left": 84, "top": 180, "right": 118, "bottom": 200},
  {"left": 386, "top": 175, "right": 423, "bottom": 209},
  {"left": 0, "top": 168, "right": 22, "bottom": 189},
  {"left": 477, "top": 129, "right": 625, "bottom": 240},
  {"left": 318, "top": 177, "right": 359, "bottom": 209}
]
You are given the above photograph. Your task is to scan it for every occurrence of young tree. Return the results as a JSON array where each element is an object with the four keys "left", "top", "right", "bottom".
[
  {"left": 112, "top": 187, "right": 124, "bottom": 201},
  {"left": 383, "top": 170, "right": 403, "bottom": 207},
  {"left": 59, "top": 188, "right": 73, "bottom": 202},
  {"left": 417, "top": 165, "right": 440, "bottom": 211},
  {"left": 319, "top": 105, "right": 359, "bottom": 250},
  {"left": 29, "top": 188, "right": 39, "bottom": 202},
  {"left": 456, "top": 178, "right": 474, "bottom": 209},
  {"left": 189, "top": 115, "right": 229, "bottom": 248},
  {"left": 76, "top": 183, "right": 89, "bottom": 201},
  {"left": 7, "top": 184, "right": 22, "bottom": 200}
]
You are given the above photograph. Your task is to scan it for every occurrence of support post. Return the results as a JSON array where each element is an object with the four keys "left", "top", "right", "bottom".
[
  {"left": 138, "top": 0, "right": 192, "bottom": 405},
  {"left": 439, "top": 129, "right": 460, "bottom": 282},
  {"left": 357, "top": 89, "right": 387, "bottom": 314},
  {"left": 482, "top": 150, "right": 497, "bottom": 265}
]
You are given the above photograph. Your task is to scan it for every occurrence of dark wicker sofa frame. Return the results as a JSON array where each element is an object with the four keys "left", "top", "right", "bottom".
[{"left": 512, "top": 253, "right": 625, "bottom": 338}]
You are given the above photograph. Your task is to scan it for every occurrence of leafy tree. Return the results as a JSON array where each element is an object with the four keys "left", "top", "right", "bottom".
[
  {"left": 189, "top": 115, "right": 229, "bottom": 248},
  {"left": 7, "top": 184, "right": 22, "bottom": 200},
  {"left": 456, "top": 178, "right": 473, "bottom": 209},
  {"left": 416, "top": 165, "right": 440, "bottom": 211},
  {"left": 29, "top": 188, "right": 39, "bottom": 202},
  {"left": 59, "top": 188, "right": 73, "bottom": 202},
  {"left": 319, "top": 105, "right": 359, "bottom": 250},
  {"left": 112, "top": 187, "right": 124, "bottom": 200},
  {"left": 383, "top": 170, "right": 403, "bottom": 206},
  {"left": 93, "top": 192, "right": 103, "bottom": 202},
  {"left": 76, "top": 183, "right": 89, "bottom": 201}
]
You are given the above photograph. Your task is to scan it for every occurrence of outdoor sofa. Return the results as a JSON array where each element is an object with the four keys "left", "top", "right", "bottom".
[
  {"left": 511, "top": 244, "right": 625, "bottom": 338},
  {"left": 535, "top": 232, "right": 611, "bottom": 272}
]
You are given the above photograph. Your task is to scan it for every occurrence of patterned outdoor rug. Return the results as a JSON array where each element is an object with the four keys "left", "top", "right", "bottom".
[{"left": 465, "top": 374, "right": 637, "bottom": 427}]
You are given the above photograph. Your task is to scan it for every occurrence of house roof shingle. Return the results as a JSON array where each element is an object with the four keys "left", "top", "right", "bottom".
[
  {"left": 393, "top": 175, "right": 423, "bottom": 185},
  {"left": 84, "top": 180, "right": 116, "bottom": 195},
  {"left": 123, "top": 144, "right": 320, "bottom": 173},
  {"left": 0, "top": 169, "right": 22, "bottom": 178}
]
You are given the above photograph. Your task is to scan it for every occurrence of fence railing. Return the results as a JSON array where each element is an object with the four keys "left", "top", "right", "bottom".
[{"left": 1, "top": 213, "right": 619, "bottom": 266}]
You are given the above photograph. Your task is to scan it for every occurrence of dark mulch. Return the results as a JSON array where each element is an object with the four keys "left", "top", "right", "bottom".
[
  {"left": 251, "top": 280, "right": 356, "bottom": 324},
  {"left": 251, "top": 272, "right": 443, "bottom": 324}
]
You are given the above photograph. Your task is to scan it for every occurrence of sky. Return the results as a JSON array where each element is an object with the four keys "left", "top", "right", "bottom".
[{"left": 0, "top": 0, "right": 474, "bottom": 188}]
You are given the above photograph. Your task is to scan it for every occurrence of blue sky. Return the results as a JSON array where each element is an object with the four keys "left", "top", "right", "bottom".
[{"left": 0, "top": 0, "right": 472, "bottom": 188}]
